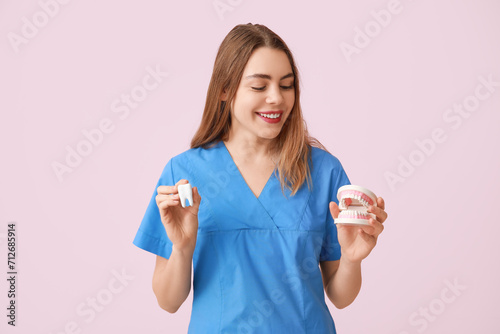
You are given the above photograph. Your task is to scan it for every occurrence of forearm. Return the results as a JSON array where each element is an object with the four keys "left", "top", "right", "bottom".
[
  {"left": 153, "top": 245, "right": 194, "bottom": 313},
  {"left": 325, "top": 257, "right": 362, "bottom": 309}
]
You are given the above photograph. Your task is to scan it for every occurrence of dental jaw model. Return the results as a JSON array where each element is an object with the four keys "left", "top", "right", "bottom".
[
  {"left": 177, "top": 183, "right": 193, "bottom": 208},
  {"left": 334, "top": 185, "right": 377, "bottom": 226}
]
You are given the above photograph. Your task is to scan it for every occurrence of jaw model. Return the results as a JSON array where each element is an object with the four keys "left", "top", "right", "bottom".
[
  {"left": 334, "top": 185, "right": 377, "bottom": 226},
  {"left": 177, "top": 183, "right": 193, "bottom": 208}
]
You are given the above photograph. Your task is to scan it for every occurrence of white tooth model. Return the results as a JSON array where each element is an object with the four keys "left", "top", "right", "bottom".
[
  {"left": 177, "top": 183, "right": 193, "bottom": 208},
  {"left": 334, "top": 185, "right": 377, "bottom": 226}
]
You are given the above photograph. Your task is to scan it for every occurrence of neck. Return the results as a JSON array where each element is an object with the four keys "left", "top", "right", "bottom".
[{"left": 223, "top": 130, "right": 276, "bottom": 162}]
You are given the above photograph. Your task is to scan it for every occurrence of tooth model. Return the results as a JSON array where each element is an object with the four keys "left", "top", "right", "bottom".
[
  {"left": 177, "top": 183, "right": 193, "bottom": 208},
  {"left": 334, "top": 185, "right": 377, "bottom": 226}
]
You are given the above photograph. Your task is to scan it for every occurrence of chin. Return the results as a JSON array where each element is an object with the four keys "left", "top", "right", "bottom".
[{"left": 258, "top": 131, "right": 282, "bottom": 141}]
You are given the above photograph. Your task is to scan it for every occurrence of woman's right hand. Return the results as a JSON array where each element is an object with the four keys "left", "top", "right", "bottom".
[{"left": 156, "top": 179, "right": 202, "bottom": 254}]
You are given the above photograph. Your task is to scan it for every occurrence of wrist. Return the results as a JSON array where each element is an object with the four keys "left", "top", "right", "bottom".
[
  {"left": 172, "top": 242, "right": 196, "bottom": 258},
  {"left": 340, "top": 255, "right": 362, "bottom": 268}
]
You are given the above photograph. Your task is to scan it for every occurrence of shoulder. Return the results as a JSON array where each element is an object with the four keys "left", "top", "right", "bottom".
[
  {"left": 310, "top": 146, "right": 344, "bottom": 173},
  {"left": 163, "top": 141, "right": 224, "bottom": 174},
  {"left": 309, "top": 146, "right": 351, "bottom": 197},
  {"left": 171, "top": 141, "right": 222, "bottom": 163}
]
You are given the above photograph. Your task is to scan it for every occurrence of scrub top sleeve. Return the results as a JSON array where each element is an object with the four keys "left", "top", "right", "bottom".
[
  {"left": 319, "top": 158, "right": 351, "bottom": 262},
  {"left": 132, "top": 159, "right": 175, "bottom": 259}
]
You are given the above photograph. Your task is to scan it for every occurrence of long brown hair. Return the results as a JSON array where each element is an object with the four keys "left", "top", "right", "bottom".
[{"left": 191, "top": 23, "right": 328, "bottom": 196}]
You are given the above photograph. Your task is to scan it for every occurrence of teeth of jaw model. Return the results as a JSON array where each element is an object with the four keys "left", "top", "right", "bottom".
[
  {"left": 334, "top": 185, "right": 377, "bottom": 226},
  {"left": 177, "top": 183, "right": 193, "bottom": 208}
]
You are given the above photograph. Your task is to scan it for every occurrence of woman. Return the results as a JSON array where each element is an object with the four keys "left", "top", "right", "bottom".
[{"left": 133, "top": 23, "right": 388, "bottom": 333}]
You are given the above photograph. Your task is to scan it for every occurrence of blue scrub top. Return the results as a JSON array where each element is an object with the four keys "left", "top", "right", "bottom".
[{"left": 133, "top": 140, "right": 351, "bottom": 334}]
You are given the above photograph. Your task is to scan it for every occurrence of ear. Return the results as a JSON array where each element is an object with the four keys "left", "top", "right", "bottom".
[{"left": 220, "top": 89, "right": 228, "bottom": 101}]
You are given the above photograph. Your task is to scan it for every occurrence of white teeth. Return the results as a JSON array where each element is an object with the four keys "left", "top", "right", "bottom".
[
  {"left": 259, "top": 113, "right": 281, "bottom": 119},
  {"left": 342, "top": 193, "right": 370, "bottom": 208},
  {"left": 339, "top": 210, "right": 369, "bottom": 218},
  {"left": 178, "top": 183, "right": 193, "bottom": 208}
]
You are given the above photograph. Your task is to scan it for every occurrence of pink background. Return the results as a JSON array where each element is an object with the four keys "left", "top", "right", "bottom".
[{"left": 1, "top": 0, "right": 499, "bottom": 333}]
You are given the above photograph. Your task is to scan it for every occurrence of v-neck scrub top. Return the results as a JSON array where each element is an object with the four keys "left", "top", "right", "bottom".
[{"left": 133, "top": 140, "right": 351, "bottom": 334}]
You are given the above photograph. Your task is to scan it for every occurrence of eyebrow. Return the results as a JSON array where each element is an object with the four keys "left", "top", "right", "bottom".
[{"left": 244, "top": 73, "right": 294, "bottom": 80}]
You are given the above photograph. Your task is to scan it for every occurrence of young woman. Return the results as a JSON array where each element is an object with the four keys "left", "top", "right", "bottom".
[{"left": 133, "top": 23, "right": 388, "bottom": 333}]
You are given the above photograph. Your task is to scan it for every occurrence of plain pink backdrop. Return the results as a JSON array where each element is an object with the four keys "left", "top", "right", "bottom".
[{"left": 1, "top": 0, "right": 499, "bottom": 333}]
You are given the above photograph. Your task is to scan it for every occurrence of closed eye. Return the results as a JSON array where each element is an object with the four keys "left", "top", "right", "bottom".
[{"left": 251, "top": 85, "right": 294, "bottom": 91}]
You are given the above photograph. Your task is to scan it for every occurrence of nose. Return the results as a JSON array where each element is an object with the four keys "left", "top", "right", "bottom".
[{"left": 265, "top": 84, "right": 284, "bottom": 105}]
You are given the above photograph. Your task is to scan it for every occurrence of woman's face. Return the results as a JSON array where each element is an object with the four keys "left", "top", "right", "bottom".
[{"left": 226, "top": 47, "right": 295, "bottom": 143}]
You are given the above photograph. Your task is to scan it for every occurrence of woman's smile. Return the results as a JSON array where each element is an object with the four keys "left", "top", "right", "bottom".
[{"left": 255, "top": 110, "right": 283, "bottom": 123}]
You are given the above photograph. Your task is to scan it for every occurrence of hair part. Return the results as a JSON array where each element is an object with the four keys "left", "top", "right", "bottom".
[{"left": 190, "top": 23, "right": 328, "bottom": 196}]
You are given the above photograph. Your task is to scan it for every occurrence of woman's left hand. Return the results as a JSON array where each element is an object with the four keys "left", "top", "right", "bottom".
[{"left": 329, "top": 197, "right": 388, "bottom": 264}]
